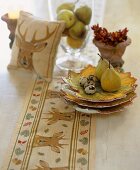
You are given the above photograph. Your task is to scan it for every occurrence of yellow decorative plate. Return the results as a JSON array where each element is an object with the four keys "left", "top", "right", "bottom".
[
  {"left": 73, "top": 101, "right": 132, "bottom": 114},
  {"left": 61, "top": 87, "right": 136, "bottom": 108},
  {"left": 61, "top": 65, "right": 137, "bottom": 114},
  {"left": 63, "top": 65, "right": 137, "bottom": 102}
]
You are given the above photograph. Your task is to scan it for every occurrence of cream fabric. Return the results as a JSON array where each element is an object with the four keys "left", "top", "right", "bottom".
[
  {"left": 9, "top": 11, "right": 65, "bottom": 79},
  {"left": 1, "top": 77, "right": 95, "bottom": 170}
]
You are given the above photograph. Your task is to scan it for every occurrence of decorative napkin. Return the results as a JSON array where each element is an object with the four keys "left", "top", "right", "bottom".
[{"left": 9, "top": 11, "right": 65, "bottom": 80}]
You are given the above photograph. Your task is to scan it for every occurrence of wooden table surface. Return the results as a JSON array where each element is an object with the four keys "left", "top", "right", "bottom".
[{"left": 0, "top": 0, "right": 140, "bottom": 169}]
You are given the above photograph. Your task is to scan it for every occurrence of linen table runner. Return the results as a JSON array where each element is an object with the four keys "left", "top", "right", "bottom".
[{"left": 2, "top": 77, "right": 96, "bottom": 170}]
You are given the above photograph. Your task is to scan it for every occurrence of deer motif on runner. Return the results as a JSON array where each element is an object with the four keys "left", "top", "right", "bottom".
[
  {"left": 32, "top": 160, "right": 68, "bottom": 170},
  {"left": 43, "top": 108, "right": 74, "bottom": 125},
  {"left": 46, "top": 90, "right": 60, "bottom": 99},
  {"left": 33, "top": 132, "right": 67, "bottom": 153},
  {"left": 16, "top": 21, "right": 57, "bottom": 69}
]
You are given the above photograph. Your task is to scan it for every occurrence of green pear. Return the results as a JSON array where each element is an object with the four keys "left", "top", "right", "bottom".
[
  {"left": 101, "top": 62, "right": 121, "bottom": 92},
  {"left": 67, "top": 36, "right": 84, "bottom": 49},
  {"left": 75, "top": 5, "right": 92, "bottom": 25},
  {"left": 68, "top": 20, "right": 86, "bottom": 39},
  {"left": 95, "top": 57, "right": 109, "bottom": 80},
  {"left": 62, "top": 28, "right": 69, "bottom": 36},
  {"left": 56, "top": 3, "right": 75, "bottom": 13},
  {"left": 57, "top": 9, "right": 76, "bottom": 28}
]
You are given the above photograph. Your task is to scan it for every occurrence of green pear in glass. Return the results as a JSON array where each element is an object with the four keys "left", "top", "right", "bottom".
[
  {"left": 56, "top": 3, "right": 75, "bottom": 13},
  {"left": 75, "top": 5, "right": 92, "bottom": 25}
]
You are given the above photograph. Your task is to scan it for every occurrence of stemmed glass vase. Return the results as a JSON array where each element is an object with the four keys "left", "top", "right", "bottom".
[{"left": 48, "top": 0, "right": 93, "bottom": 71}]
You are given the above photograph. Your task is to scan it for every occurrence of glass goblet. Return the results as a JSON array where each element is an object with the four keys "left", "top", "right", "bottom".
[{"left": 48, "top": 0, "right": 94, "bottom": 71}]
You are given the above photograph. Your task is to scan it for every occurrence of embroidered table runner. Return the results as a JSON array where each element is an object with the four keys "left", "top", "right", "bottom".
[{"left": 2, "top": 77, "right": 96, "bottom": 170}]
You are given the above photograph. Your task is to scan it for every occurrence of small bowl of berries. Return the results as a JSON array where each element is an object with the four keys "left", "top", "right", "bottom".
[{"left": 92, "top": 24, "right": 131, "bottom": 67}]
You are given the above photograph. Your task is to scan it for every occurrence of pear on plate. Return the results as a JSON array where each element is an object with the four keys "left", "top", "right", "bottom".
[
  {"left": 68, "top": 20, "right": 86, "bottom": 39},
  {"left": 57, "top": 9, "right": 76, "bottom": 28},
  {"left": 101, "top": 61, "right": 121, "bottom": 92},
  {"left": 56, "top": 3, "right": 75, "bottom": 13},
  {"left": 75, "top": 5, "right": 92, "bottom": 25},
  {"left": 95, "top": 55, "right": 109, "bottom": 80}
]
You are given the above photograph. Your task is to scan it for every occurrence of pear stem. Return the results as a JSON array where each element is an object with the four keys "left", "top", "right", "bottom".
[{"left": 97, "top": 53, "right": 103, "bottom": 60}]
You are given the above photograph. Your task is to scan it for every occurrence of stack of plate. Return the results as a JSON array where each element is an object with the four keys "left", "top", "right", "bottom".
[{"left": 60, "top": 65, "right": 137, "bottom": 114}]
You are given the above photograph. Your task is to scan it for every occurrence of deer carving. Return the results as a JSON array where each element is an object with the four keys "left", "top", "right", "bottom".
[
  {"left": 33, "top": 131, "right": 67, "bottom": 153},
  {"left": 16, "top": 21, "right": 57, "bottom": 69},
  {"left": 32, "top": 160, "right": 68, "bottom": 170},
  {"left": 42, "top": 108, "right": 74, "bottom": 125}
]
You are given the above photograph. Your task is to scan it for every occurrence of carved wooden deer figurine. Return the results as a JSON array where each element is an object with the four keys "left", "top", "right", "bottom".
[
  {"left": 33, "top": 131, "right": 67, "bottom": 153},
  {"left": 16, "top": 21, "right": 57, "bottom": 69},
  {"left": 32, "top": 160, "right": 68, "bottom": 170},
  {"left": 43, "top": 108, "right": 74, "bottom": 125}
]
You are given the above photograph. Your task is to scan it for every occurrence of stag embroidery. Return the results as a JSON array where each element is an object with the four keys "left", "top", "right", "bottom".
[
  {"left": 46, "top": 90, "right": 60, "bottom": 99},
  {"left": 42, "top": 108, "right": 74, "bottom": 125},
  {"left": 16, "top": 21, "right": 57, "bottom": 69},
  {"left": 31, "top": 160, "right": 68, "bottom": 170},
  {"left": 33, "top": 131, "right": 67, "bottom": 153}
]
